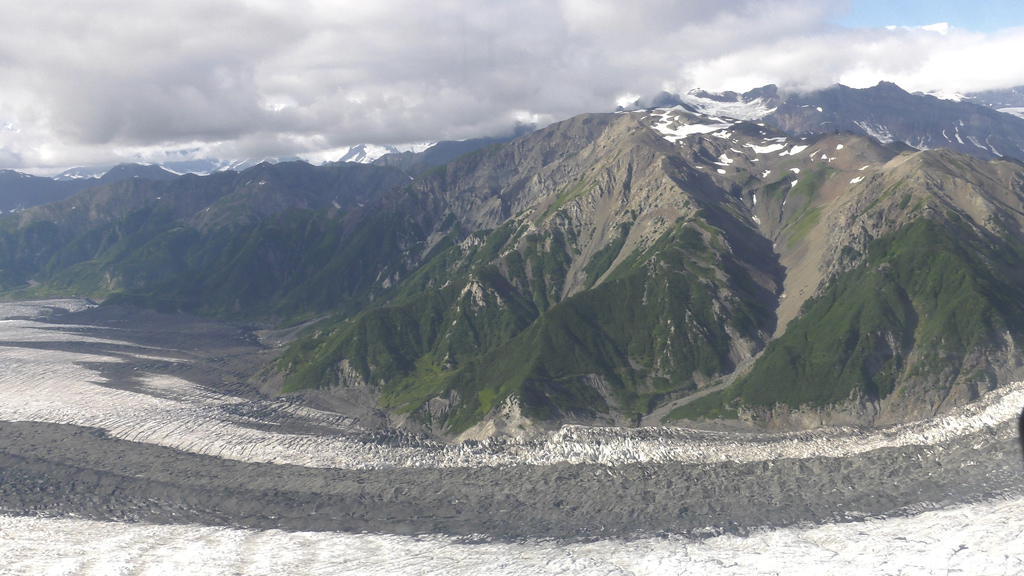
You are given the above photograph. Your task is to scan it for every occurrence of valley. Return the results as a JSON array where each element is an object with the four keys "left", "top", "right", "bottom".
[
  {"left": 0, "top": 300, "right": 1021, "bottom": 542},
  {"left": 2, "top": 84, "right": 1024, "bottom": 573}
]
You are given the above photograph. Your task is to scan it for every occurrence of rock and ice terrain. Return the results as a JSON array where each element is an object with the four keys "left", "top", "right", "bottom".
[
  {"left": 4, "top": 497, "right": 1024, "bottom": 576},
  {"left": 1, "top": 300, "right": 1023, "bottom": 574}
]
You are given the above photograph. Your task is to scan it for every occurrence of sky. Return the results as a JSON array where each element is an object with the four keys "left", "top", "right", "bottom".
[{"left": 1, "top": 0, "right": 1024, "bottom": 174}]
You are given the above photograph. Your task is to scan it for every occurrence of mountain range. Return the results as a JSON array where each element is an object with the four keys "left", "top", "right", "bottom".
[
  {"left": 2, "top": 81, "right": 1024, "bottom": 438},
  {"left": 648, "top": 81, "right": 1024, "bottom": 162}
]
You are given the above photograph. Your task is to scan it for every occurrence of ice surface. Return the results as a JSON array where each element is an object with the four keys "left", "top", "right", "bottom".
[
  {"left": 2, "top": 495, "right": 1023, "bottom": 575},
  {"left": 676, "top": 94, "right": 777, "bottom": 122},
  {"left": 2, "top": 298, "right": 1024, "bottom": 576}
]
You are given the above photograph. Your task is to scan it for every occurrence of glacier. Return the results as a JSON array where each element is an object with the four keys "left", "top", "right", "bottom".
[{"left": 1, "top": 299, "right": 1023, "bottom": 575}]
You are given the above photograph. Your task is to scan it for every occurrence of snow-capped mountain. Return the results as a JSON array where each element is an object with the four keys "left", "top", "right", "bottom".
[{"left": 641, "top": 82, "right": 1024, "bottom": 162}]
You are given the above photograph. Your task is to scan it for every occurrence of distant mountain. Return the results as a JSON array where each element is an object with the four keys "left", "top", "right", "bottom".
[
  {"left": 763, "top": 82, "right": 1024, "bottom": 161},
  {"left": 654, "top": 82, "right": 1024, "bottom": 163},
  {"left": 0, "top": 137, "right": 512, "bottom": 215},
  {"left": 54, "top": 166, "right": 110, "bottom": 181},
  {"left": 336, "top": 144, "right": 404, "bottom": 164},
  {"left": 94, "top": 163, "right": 179, "bottom": 184},
  {"left": 632, "top": 85, "right": 780, "bottom": 121},
  {"left": 963, "top": 85, "right": 1024, "bottom": 109},
  {"left": 0, "top": 170, "right": 88, "bottom": 213},
  {"left": 0, "top": 160, "right": 413, "bottom": 306},
  {"left": 370, "top": 135, "right": 516, "bottom": 177},
  {"left": 0, "top": 163, "right": 180, "bottom": 214}
]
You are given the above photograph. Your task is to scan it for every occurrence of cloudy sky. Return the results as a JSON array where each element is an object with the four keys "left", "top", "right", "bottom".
[{"left": 2, "top": 0, "right": 1024, "bottom": 174}]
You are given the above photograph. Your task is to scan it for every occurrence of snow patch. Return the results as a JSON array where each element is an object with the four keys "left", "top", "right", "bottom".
[
  {"left": 853, "top": 122, "right": 894, "bottom": 145},
  {"left": 647, "top": 109, "right": 734, "bottom": 143},
  {"left": 966, "top": 136, "right": 987, "bottom": 150},
  {"left": 998, "top": 107, "right": 1024, "bottom": 120},
  {"left": 850, "top": 176, "right": 864, "bottom": 184},
  {"left": 745, "top": 143, "right": 785, "bottom": 154},
  {"left": 779, "top": 145, "right": 808, "bottom": 156}
]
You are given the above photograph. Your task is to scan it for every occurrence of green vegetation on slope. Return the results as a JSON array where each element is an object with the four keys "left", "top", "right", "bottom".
[
  {"left": 278, "top": 215, "right": 773, "bottom": 433},
  {"left": 670, "top": 216, "right": 1024, "bottom": 421}
]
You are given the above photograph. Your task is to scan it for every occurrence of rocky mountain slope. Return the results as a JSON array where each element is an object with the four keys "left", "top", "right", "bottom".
[{"left": 2, "top": 103, "right": 1024, "bottom": 438}]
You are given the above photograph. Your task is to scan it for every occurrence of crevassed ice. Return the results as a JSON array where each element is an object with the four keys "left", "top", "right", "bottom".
[{"left": 2, "top": 496, "right": 1023, "bottom": 576}]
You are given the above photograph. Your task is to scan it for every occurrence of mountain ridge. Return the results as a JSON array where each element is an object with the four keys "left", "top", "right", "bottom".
[{"left": 2, "top": 98, "right": 1024, "bottom": 438}]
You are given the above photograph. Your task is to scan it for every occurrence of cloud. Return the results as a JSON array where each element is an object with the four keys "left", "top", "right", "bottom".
[{"left": 1, "top": 0, "right": 1023, "bottom": 172}]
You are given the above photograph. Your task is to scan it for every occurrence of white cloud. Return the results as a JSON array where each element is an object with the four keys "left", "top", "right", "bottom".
[{"left": 1, "top": 0, "right": 1023, "bottom": 173}]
